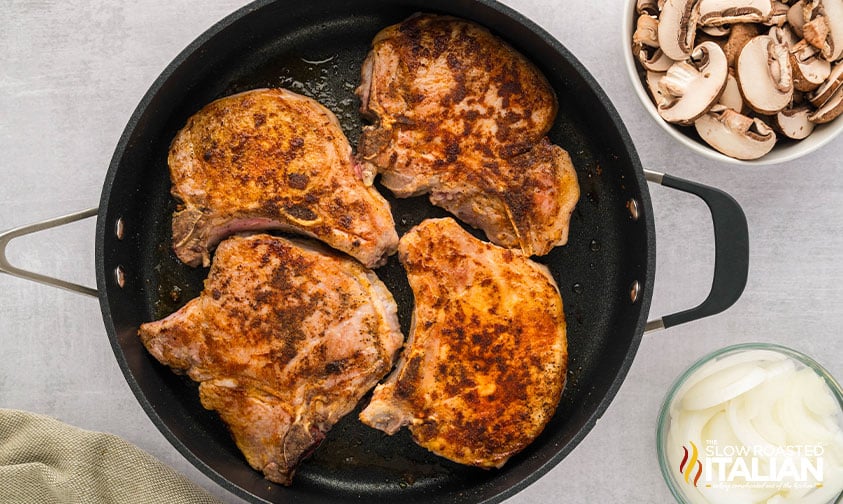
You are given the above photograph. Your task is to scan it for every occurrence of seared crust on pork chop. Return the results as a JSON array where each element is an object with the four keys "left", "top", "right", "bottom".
[
  {"left": 138, "top": 234, "right": 404, "bottom": 485},
  {"left": 357, "top": 14, "right": 579, "bottom": 256},
  {"left": 359, "top": 218, "right": 567, "bottom": 468},
  {"left": 169, "top": 88, "right": 398, "bottom": 268}
]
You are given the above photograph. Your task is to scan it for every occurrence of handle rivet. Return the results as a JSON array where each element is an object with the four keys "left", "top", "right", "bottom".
[
  {"left": 630, "top": 280, "right": 641, "bottom": 303},
  {"left": 627, "top": 198, "right": 640, "bottom": 221},
  {"left": 114, "top": 265, "right": 126, "bottom": 288},
  {"left": 115, "top": 217, "right": 125, "bottom": 240}
]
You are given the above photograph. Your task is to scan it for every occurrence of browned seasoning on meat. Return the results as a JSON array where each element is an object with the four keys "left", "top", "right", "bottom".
[
  {"left": 138, "top": 234, "right": 404, "bottom": 485},
  {"left": 356, "top": 14, "right": 579, "bottom": 256},
  {"left": 168, "top": 88, "right": 398, "bottom": 269},
  {"left": 360, "top": 218, "right": 567, "bottom": 468}
]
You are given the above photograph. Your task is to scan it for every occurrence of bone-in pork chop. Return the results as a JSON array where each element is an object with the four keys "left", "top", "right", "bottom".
[
  {"left": 169, "top": 88, "right": 398, "bottom": 268},
  {"left": 357, "top": 14, "right": 579, "bottom": 256},
  {"left": 138, "top": 233, "right": 403, "bottom": 485},
  {"left": 359, "top": 218, "right": 567, "bottom": 468}
]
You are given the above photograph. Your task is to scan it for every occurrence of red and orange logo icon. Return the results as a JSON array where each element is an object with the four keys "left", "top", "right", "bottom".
[{"left": 679, "top": 441, "right": 703, "bottom": 486}]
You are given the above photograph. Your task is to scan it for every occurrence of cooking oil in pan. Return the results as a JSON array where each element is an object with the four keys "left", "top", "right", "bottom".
[{"left": 228, "top": 51, "right": 364, "bottom": 145}]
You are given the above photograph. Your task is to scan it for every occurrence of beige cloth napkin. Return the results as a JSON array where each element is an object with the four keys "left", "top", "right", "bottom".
[{"left": 0, "top": 409, "right": 222, "bottom": 504}]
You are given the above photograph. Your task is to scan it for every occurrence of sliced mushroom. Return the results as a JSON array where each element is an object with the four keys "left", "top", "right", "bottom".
[
  {"left": 646, "top": 70, "right": 672, "bottom": 107},
  {"left": 720, "top": 72, "right": 746, "bottom": 112},
  {"left": 765, "top": 1, "right": 790, "bottom": 27},
  {"left": 638, "top": 46, "right": 677, "bottom": 71},
  {"left": 702, "top": 24, "right": 733, "bottom": 36},
  {"left": 774, "top": 105, "right": 817, "bottom": 137},
  {"left": 695, "top": 105, "right": 777, "bottom": 159},
  {"left": 723, "top": 23, "right": 761, "bottom": 67},
  {"left": 777, "top": 24, "right": 801, "bottom": 48},
  {"left": 657, "top": 41, "right": 729, "bottom": 124},
  {"left": 809, "top": 83, "right": 843, "bottom": 122},
  {"left": 789, "top": 0, "right": 806, "bottom": 37},
  {"left": 802, "top": 1, "right": 831, "bottom": 50},
  {"left": 802, "top": 0, "right": 843, "bottom": 61},
  {"left": 808, "top": 60, "right": 843, "bottom": 106},
  {"left": 634, "top": 13, "right": 661, "bottom": 48},
  {"left": 736, "top": 33, "right": 794, "bottom": 114},
  {"left": 659, "top": 0, "right": 702, "bottom": 60},
  {"left": 638, "top": 0, "right": 661, "bottom": 15},
  {"left": 634, "top": 13, "right": 679, "bottom": 72},
  {"left": 790, "top": 39, "right": 832, "bottom": 91},
  {"left": 698, "top": 0, "right": 774, "bottom": 26}
]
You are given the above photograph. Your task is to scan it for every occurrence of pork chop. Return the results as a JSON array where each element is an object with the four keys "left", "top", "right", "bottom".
[
  {"left": 169, "top": 88, "right": 398, "bottom": 268},
  {"left": 356, "top": 14, "right": 579, "bottom": 256},
  {"left": 359, "top": 217, "right": 567, "bottom": 468},
  {"left": 138, "top": 233, "right": 404, "bottom": 485}
]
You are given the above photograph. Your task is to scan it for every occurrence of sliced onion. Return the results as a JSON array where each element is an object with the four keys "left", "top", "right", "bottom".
[
  {"left": 681, "top": 363, "right": 767, "bottom": 410},
  {"left": 727, "top": 395, "right": 778, "bottom": 455},
  {"left": 665, "top": 349, "right": 843, "bottom": 504},
  {"left": 700, "top": 411, "right": 742, "bottom": 459},
  {"left": 673, "top": 350, "right": 787, "bottom": 405},
  {"left": 799, "top": 370, "right": 839, "bottom": 418},
  {"left": 777, "top": 369, "right": 837, "bottom": 446},
  {"left": 748, "top": 376, "right": 789, "bottom": 446}
]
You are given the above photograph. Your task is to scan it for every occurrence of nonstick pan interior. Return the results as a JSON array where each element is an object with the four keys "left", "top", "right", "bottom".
[{"left": 96, "top": 1, "right": 654, "bottom": 502}]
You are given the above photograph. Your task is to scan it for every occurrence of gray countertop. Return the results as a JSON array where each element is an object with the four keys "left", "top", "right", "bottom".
[{"left": 2, "top": 1, "right": 842, "bottom": 503}]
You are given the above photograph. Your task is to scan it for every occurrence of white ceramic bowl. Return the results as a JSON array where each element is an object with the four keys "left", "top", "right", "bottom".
[{"left": 622, "top": 0, "right": 843, "bottom": 165}]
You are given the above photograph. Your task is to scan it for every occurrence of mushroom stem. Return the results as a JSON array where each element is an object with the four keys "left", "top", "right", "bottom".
[
  {"left": 694, "top": 106, "right": 777, "bottom": 159},
  {"left": 657, "top": 41, "right": 729, "bottom": 124},
  {"left": 768, "top": 30, "right": 793, "bottom": 93}
]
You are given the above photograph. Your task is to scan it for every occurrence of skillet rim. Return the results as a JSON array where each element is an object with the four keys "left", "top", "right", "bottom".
[{"left": 95, "top": 0, "right": 656, "bottom": 502}]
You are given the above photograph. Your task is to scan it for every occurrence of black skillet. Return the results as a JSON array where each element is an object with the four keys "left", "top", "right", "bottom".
[{"left": 0, "top": 0, "right": 749, "bottom": 502}]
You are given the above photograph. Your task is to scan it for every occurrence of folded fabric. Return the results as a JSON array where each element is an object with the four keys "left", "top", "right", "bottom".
[{"left": 0, "top": 409, "right": 222, "bottom": 504}]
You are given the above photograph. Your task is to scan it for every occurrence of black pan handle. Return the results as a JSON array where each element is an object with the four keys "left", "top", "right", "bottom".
[
  {"left": 644, "top": 170, "right": 749, "bottom": 332},
  {"left": 0, "top": 208, "right": 98, "bottom": 297}
]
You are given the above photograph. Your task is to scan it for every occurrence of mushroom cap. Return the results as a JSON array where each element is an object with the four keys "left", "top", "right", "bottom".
[
  {"left": 637, "top": 0, "right": 661, "bottom": 15},
  {"left": 698, "top": 0, "right": 773, "bottom": 26},
  {"left": 701, "top": 24, "right": 732, "bottom": 36},
  {"left": 657, "top": 41, "right": 729, "bottom": 124},
  {"left": 638, "top": 46, "right": 676, "bottom": 71},
  {"left": 695, "top": 106, "right": 777, "bottom": 159},
  {"left": 790, "top": 41, "right": 832, "bottom": 92},
  {"left": 658, "top": 0, "right": 700, "bottom": 60},
  {"left": 809, "top": 60, "right": 843, "bottom": 107},
  {"left": 775, "top": 106, "right": 816, "bottom": 138},
  {"left": 736, "top": 34, "right": 794, "bottom": 114},
  {"left": 767, "top": 1, "right": 790, "bottom": 26},
  {"left": 809, "top": 84, "right": 843, "bottom": 123}
]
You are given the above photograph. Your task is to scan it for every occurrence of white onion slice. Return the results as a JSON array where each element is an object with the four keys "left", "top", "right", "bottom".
[
  {"left": 664, "top": 348, "right": 843, "bottom": 504},
  {"left": 672, "top": 350, "right": 788, "bottom": 405},
  {"left": 726, "top": 395, "right": 778, "bottom": 455},
  {"left": 778, "top": 370, "right": 837, "bottom": 446},
  {"left": 681, "top": 363, "right": 767, "bottom": 411}
]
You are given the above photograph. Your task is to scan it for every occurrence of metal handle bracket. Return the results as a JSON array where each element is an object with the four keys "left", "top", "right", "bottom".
[
  {"left": 0, "top": 208, "right": 98, "bottom": 297},
  {"left": 643, "top": 169, "right": 749, "bottom": 333}
]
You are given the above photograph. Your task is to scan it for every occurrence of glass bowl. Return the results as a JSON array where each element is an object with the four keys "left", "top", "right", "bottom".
[{"left": 656, "top": 343, "right": 843, "bottom": 503}]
